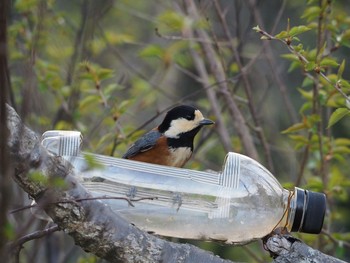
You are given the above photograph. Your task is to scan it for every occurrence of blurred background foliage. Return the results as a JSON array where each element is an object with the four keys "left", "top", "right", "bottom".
[{"left": 6, "top": 0, "right": 350, "bottom": 262}]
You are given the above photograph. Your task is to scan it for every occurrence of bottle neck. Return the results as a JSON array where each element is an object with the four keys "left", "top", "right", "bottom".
[{"left": 278, "top": 189, "right": 296, "bottom": 232}]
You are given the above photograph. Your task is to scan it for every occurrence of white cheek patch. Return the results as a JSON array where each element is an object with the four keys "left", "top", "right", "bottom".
[{"left": 164, "top": 110, "right": 204, "bottom": 138}]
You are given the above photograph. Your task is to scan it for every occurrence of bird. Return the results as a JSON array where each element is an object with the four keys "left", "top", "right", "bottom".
[{"left": 122, "top": 105, "right": 214, "bottom": 168}]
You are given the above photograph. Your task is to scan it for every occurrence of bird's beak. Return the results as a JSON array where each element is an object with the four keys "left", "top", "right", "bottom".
[{"left": 199, "top": 119, "right": 215, "bottom": 126}]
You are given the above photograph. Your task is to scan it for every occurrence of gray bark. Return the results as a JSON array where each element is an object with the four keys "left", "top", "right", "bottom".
[{"left": 266, "top": 235, "right": 347, "bottom": 263}]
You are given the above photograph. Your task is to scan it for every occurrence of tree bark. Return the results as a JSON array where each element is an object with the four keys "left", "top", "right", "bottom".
[
  {"left": 5, "top": 104, "right": 345, "bottom": 263},
  {"left": 265, "top": 235, "right": 347, "bottom": 263}
]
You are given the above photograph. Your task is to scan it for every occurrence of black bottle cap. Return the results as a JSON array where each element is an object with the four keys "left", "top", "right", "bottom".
[
  {"left": 301, "top": 190, "right": 326, "bottom": 234},
  {"left": 291, "top": 188, "right": 305, "bottom": 232},
  {"left": 291, "top": 188, "right": 326, "bottom": 234}
]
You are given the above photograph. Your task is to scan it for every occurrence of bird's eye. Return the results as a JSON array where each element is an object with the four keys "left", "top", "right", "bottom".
[{"left": 185, "top": 115, "right": 192, "bottom": 120}]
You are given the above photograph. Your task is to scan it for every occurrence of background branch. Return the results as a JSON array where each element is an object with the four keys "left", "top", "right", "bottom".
[{"left": 0, "top": 0, "right": 11, "bottom": 260}]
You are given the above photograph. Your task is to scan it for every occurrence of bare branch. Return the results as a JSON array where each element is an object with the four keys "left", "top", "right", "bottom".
[
  {"left": 265, "top": 235, "right": 346, "bottom": 263},
  {"left": 10, "top": 224, "right": 60, "bottom": 261}
]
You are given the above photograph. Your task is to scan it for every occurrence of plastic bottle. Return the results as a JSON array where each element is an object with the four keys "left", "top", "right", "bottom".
[{"left": 41, "top": 131, "right": 326, "bottom": 244}]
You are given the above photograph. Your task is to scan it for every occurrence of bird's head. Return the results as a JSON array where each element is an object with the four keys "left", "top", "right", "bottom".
[{"left": 158, "top": 105, "right": 214, "bottom": 138}]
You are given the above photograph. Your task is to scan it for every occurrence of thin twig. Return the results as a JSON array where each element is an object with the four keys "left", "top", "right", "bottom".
[
  {"left": 155, "top": 28, "right": 215, "bottom": 44},
  {"left": 11, "top": 225, "right": 60, "bottom": 250}
]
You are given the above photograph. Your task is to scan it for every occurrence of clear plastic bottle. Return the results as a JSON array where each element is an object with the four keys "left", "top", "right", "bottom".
[{"left": 41, "top": 131, "right": 326, "bottom": 244}]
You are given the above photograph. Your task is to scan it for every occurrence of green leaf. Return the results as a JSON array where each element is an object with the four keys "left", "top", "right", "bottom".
[
  {"left": 335, "top": 138, "right": 350, "bottom": 146},
  {"left": 337, "top": 59, "right": 346, "bottom": 80},
  {"left": 29, "top": 171, "right": 48, "bottom": 185},
  {"left": 299, "top": 102, "right": 312, "bottom": 113},
  {"left": 274, "top": 30, "right": 289, "bottom": 39},
  {"left": 307, "top": 114, "right": 321, "bottom": 125},
  {"left": 118, "top": 100, "right": 133, "bottom": 113},
  {"left": 139, "top": 45, "right": 164, "bottom": 58},
  {"left": 288, "top": 61, "right": 302, "bottom": 72},
  {"left": 79, "top": 95, "right": 100, "bottom": 111},
  {"left": 333, "top": 146, "right": 350, "bottom": 154},
  {"left": 302, "top": 77, "right": 313, "bottom": 87},
  {"left": 338, "top": 79, "right": 350, "bottom": 89},
  {"left": 104, "top": 83, "right": 120, "bottom": 96},
  {"left": 320, "top": 58, "right": 339, "bottom": 68},
  {"left": 327, "top": 108, "right": 350, "bottom": 128},
  {"left": 105, "top": 32, "right": 135, "bottom": 45},
  {"left": 281, "top": 122, "right": 307, "bottom": 134},
  {"left": 83, "top": 153, "right": 103, "bottom": 169},
  {"left": 301, "top": 6, "right": 321, "bottom": 22},
  {"left": 229, "top": 63, "right": 239, "bottom": 73},
  {"left": 294, "top": 43, "right": 304, "bottom": 52},
  {"left": 306, "top": 48, "right": 318, "bottom": 61},
  {"left": 97, "top": 68, "right": 114, "bottom": 80},
  {"left": 157, "top": 10, "right": 185, "bottom": 32},
  {"left": 289, "top": 26, "right": 311, "bottom": 37},
  {"left": 288, "top": 134, "right": 309, "bottom": 144},
  {"left": 281, "top": 53, "right": 299, "bottom": 62},
  {"left": 305, "top": 61, "right": 316, "bottom": 71},
  {"left": 298, "top": 88, "right": 313, "bottom": 100}
]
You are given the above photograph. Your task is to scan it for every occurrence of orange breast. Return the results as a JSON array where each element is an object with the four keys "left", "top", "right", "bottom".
[
  {"left": 128, "top": 136, "right": 171, "bottom": 166},
  {"left": 127, "top": 137, "right": 191, "bottom": 167}
]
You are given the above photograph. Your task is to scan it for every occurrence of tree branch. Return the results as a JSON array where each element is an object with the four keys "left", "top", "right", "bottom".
[
  {"left": 265, "top": 235, "right": 346, "bottom": 263},
  {"left": 10, "top": 224, "right": 60, "bottom": 262},
  {"left": 0, "top": 0, "right": 11, "bottom": 260}
]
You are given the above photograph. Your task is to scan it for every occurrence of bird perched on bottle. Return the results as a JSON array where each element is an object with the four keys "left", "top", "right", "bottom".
[{"left": 122, "top": 105, "right": 214, "bottom": 168}]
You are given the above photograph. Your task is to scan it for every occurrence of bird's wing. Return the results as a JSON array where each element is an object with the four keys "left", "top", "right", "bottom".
[{"left": 122, "top": 130, "right": 162, "bottom": 159}]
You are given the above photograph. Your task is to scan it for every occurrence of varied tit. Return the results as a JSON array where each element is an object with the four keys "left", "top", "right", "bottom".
[{"left": 122, "top": 105, "right": 214, "bottom": 167}]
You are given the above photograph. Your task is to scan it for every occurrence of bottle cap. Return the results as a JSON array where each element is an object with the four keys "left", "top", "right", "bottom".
[{"left": 291, "top": 187, "right": 326, "bottom": 234}]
